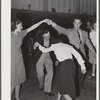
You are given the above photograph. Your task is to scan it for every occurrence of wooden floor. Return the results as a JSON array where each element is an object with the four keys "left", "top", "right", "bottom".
[{"left": 18, "top": 56, "right": 96, "bottom": 100}]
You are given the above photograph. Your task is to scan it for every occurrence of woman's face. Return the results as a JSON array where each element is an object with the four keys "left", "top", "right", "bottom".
[{"left": 16, "top": 23, "right": 23, "bottom": 32}]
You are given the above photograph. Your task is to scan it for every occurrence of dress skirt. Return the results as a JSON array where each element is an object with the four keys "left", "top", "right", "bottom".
[
  {"left": 11, "top": 53, "right": 26, "bottom": 87},
  {"left": 11, "top": 31, "right": 27, "bottom": 87},
  {"left": 57, "top": 59, "right": 76, "bottom": 98}
]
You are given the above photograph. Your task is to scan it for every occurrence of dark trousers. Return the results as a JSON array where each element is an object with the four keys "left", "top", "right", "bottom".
[{"left": 74, "top": 60, "right": 87, "bottom": 96}]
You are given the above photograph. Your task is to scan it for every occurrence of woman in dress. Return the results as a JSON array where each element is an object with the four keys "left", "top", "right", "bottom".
[
  {"left": 34, "top": 41, "right": 86, "bottom": 100},
  {"left": 89, "top": 20, "right": 96, "bottom": 78},
  {"left": 11, "top": 19, "right": 47, "bottom": 100}
]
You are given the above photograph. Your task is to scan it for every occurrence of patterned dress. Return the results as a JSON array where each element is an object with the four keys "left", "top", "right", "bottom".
[{"left": 11, "top": 30, "right": 27, "bottom": 87}]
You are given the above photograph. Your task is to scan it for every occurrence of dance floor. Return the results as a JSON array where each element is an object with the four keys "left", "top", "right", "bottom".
[{"left": 16, "top": 56, "right": 96, "bottom": 100}]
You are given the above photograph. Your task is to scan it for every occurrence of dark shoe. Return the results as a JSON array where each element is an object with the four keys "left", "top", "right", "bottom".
[
  {"left": 40, "top": 88, "right": 43, "bottom": 91},
  {"left": 44, "top": 92, "right": 54, "bottom": 96},
  {"left": 39, "top": 87, "right": 43, "bottom": 91},
  {"left": 39, "top": 85, "right": 44, "bottom": 91},
  {"left": 80, "top": 85, "right": 85, "bottom": 91}
]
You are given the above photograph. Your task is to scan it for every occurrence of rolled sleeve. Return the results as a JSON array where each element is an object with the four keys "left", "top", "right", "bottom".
[{"left": 71, "top": 46, "right": 85, "bottom": 67}]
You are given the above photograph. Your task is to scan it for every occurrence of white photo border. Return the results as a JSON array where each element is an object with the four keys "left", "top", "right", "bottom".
[{"left": 1, "top": 0, "right": 99, "bottom": 100}]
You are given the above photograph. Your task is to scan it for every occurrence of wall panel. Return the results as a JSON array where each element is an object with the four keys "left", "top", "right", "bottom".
[{"left": 11, "top": 0, "right": 96, "bottom": 15}]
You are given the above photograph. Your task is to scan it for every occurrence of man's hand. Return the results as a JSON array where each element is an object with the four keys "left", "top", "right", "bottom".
[
  {"left": 46, "top": 19, "right": 56, "bottom": 27},
  {"left": 42, "top": 19, "right": 48, "bottom": 23},
  {"left": 46, "top": 19, "right": 52, "bottom": 25},
  {"left": 55, "top": 60, "right": 59, "bottom": 66}
]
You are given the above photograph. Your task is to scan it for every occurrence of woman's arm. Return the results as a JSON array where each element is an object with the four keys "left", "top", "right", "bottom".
[
  {"left": 39, "top": 44, "right": 54, "bottom": 53},
  {"left": 71, "top": 46, "right": 86, "bottom": 74},
  {"left": 47, "top": 19, "right": 69, "bottom": 36},
  {"left": 26, "top": 19, "right": 47, "bottom": 33},
  {"left": 33, "top": 42, "right": 54, "bottom": 52}
]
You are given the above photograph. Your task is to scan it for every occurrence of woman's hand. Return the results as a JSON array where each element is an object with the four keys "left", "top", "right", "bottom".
[
  {"left": 81, "top": 68, "right": 86, "bottom": 74},
  {"left": 41, "top": 19, "right": 48, "bottom": 23},
  {"left": 33, "top": 42, "right": 40, "bottom": 50},
  {"left": 81, "top": 64, "right": 86, "bottom": 74},
  {"left": 46, "top": 19, "right": 52, "bottom": 25}
]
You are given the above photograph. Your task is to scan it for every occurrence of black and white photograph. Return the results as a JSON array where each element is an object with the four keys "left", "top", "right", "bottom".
[{"left": 1, "top": 0, "right": 99, "bottom": 100}]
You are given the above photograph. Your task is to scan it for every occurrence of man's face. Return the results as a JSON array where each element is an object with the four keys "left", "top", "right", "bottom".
[
  {"left": 73, "top": 19, "right": 82, "bottom": 29},
  {"left": 42, "top": 32, "right": 50, "bottom": 40}
]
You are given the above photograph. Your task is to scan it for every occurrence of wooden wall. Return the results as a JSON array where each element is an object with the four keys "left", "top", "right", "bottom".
[
  {"left": 11, "top": 9, "right": 78, "bottom": 29},
  {"left": 12, "top": 9, "right": 95, "bottom": 30},
  {"left": 11, "top": 0, "right": 96, "bottom": 15}
]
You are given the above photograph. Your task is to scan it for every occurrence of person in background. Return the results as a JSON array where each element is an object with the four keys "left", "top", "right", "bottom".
[
  {"left": 46, "top": 18, "right": 95, "bottom": 90},
  {"left": 34, "top": 41, "right": 86, "bottom": 100},
  {"left": 88, "top": 20, "right": 96, "bottom": 78},
  {"left": 11, "top": 19, "right": 47, "bottom": 100},
  {"left": 85, "top": 19, "right": 94, "bottom": 34}
]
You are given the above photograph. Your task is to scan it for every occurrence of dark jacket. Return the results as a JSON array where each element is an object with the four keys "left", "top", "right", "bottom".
[{"left": 33, "top": 36, "right": 57, "bottom": 64}]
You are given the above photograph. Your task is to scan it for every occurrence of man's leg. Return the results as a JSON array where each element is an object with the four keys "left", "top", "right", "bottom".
[
  {"left": 44, "top": 60, "right": 53, "bottom": 93},
  {"left": 92, "top": 59, "right": 96, "bottom": 77},
  {"left": 57, "top": 92, "right": 62, "bottom": 100},
  {"left": 63, "top": 94, "right": 73, "bottom": 100},
  {"left": 36, "top": 60, "right": 44, "bottom": 90}
]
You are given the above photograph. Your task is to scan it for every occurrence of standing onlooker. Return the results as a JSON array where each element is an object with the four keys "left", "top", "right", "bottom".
[
  {"left": 11, "top": 19, "right": 47, "bottom": 100},
  {"left": 89, "top": 20, "right": 96, "bottom": 78}
]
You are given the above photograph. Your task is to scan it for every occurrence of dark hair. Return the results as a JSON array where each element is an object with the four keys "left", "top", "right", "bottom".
[
  {"left": 36, "top": 23, "right": 49, "bottom": 36},
  {"left": 11, "top": 19, "right": 22, "bottom": 31},
  {"left": 53, "top": 39, "right": 64, "bottom": 44},
  {"left": 73, "top": 16, "right": 82, "bottom": 22}
]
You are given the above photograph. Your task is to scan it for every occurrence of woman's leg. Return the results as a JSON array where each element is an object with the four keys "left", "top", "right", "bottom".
[
  {"left": 63, "top": 94, "right": 73, "bottom": 100},
  {"left": 57, "top": 92, "right": 62, "bottom": 100},
  {"left": 92, "top": 62, "right": 96, "bottom": 77},
  {"left": 11, "top": 85, "right": 15, "bottom": 95},
  {"left": 15, "top": 84, "right": 20, "bottom": 100},
  {"left": 11, "top": 85, "right": 15, "bottom": 100}
]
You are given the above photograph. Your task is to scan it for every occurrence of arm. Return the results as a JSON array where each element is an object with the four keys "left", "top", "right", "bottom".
[
  {"left": 26, "top": 19, "right": 47, "bottom": 33},
  {"left": 47, "top": 19, "right": 69, "bottom": 36},
  {"left": 39, "top": 44, "right": 54, "bottom": 53},
  {"left": 71, "top": 47, "right": 86, "bottom": 74}
]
